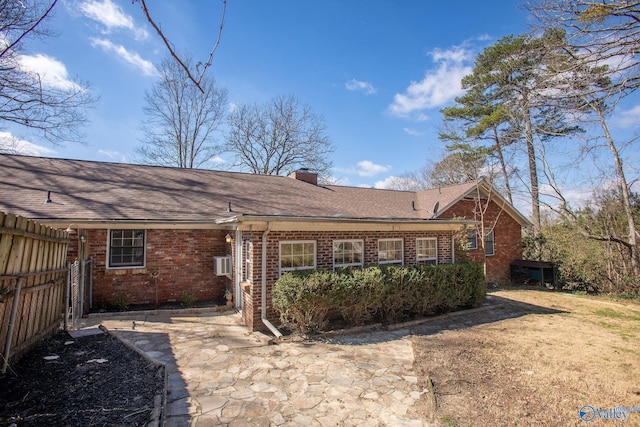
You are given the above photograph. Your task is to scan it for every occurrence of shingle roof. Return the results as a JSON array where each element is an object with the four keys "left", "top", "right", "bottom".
[
  {"left": 0, "top": 154, "right": 529, "bottom": 226},
  {"left": 0, "top": 154, "right": 416, "bottom": 222},
  {"left": 414, "top": 181, "right": 479, "bottom": 218}
]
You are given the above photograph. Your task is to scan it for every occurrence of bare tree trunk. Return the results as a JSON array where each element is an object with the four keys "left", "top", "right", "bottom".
[
  {"left": 524, "top": 105, "right": 541, "bottom": 234},
  {"left": 492, "top": 127, "right": 513, "bottom": 203},
  {"left": 595, "top": 105, "right": 640, "bottom": 276}
]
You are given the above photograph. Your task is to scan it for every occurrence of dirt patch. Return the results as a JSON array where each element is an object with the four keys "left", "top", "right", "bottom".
[
  {"left": 0, "top": 331, "right": 164, "bottom": 427},
  {"left": 411, "top": 289, "right": 640, "bottom": 426}
]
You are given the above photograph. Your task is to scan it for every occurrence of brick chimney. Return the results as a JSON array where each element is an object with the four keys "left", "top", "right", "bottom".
[{"left": 290, "top": 168, "right": 318, "bottom": 186}]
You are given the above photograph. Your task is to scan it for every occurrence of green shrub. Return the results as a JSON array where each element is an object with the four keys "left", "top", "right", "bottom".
[
  {"left": 272, "top": 271, "right": 336, "bottom": 334},
  {"left": 179, "top": 292, "right": 197, "bottom": 308},
  {"left": 272, "top": 262, "right": 485, "bottom": 334},
  {"left": 111, "top": 295, "right": 129, "bottom": 311},
  {"left": 336, "top": 266, "right": 385, "bottom": 325}
]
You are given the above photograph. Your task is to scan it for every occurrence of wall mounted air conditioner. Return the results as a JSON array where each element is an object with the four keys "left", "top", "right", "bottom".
[{"left": 214, "top": 256, "right": 231, "bottom": 276}]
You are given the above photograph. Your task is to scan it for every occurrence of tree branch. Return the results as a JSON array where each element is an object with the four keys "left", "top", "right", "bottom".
[
  {"left": 0, "top": 0, "right": 58, "bottom": 60},
  {"left": 137, "top": 0, "right": 227, "bottom": 93},
  {"left": 197, "top": 0, "right": 226, "bottom": 84}
]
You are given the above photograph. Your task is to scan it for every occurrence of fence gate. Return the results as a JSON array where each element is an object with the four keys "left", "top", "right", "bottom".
[{"left": 67, "top": 258, "right": 92, "bottom": 328}]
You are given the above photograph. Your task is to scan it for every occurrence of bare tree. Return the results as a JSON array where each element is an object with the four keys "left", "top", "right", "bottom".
[
  {"left": 137, "top": 54, "right": 228, "bottom": 168},
  {"left": 0, "top": 0, "right": 96, "bottom": 144},
  {"left": 527, "top": 2, "right": 640, "bottom": 276},
  {"left": 0, "top": 133, "right": 21, "bottom": 154},
  {"left": 527, "top": 0, "right": 640, "bottom": 96},
  {"left": 380, "top": 174, "right": 427, "bottom": 191},
  {"left": 541, "top": 55, "right": 639, "bottom": 275},
  {"left": 430, "top": 147, "right": 490, "bottom": 186},
  {"left": 225, "top": 95, "right": 334, "bottom": 178}
]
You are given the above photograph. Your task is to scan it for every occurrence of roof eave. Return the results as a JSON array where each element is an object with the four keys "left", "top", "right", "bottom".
[
  {"left": 36, "top": 219, "right": 229, "bottom": 230},
  {"left": 433, "top": 181, "right": 533, "bottom": 228},
  {"left": 222, "top": 214, "right": 478, "bottom": 232}
]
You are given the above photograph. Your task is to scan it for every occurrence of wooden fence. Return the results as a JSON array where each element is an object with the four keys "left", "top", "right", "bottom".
[{"left": 0, "top": 212, "right": 69, "bottom": 374}]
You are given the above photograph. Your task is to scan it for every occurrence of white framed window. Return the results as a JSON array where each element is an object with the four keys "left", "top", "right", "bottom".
[
  {"left": 485, "top": 230, "right": 495, "bottom": 256},
  {"left": 467, "top": 228, "right": 478, "bottom": 250},
  {"left": 378, "top": 238, "right": 403, "bottom": 264},
  {"left": 333, "top": 240, "right": 364, "bottom": 268},
  {"left": 280, "top": 240, "right": 316, "bottom": 273},
  {"left": 244, "top": 240, "right": 251, "bottom": 281},
  {"left": 416, "top": 237, "right": 437, "bottom": 263},
  {"left": 108, "top": 229, "right": 146, "bottom": 268}
]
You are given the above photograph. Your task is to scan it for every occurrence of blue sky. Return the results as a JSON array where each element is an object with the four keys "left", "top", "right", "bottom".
[
  {"left": 3, "top": 1, "right": 528, "bottom": 184},
  {"left": 3, "top": 0, "right": 638, "bottom": 203}
]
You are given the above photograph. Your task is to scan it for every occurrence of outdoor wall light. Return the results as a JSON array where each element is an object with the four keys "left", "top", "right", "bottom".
[{"left": 225, "top": 234, "right": 233, "bottom": 243}]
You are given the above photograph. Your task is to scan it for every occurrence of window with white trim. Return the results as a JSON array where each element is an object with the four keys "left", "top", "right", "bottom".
[
  {"left": 467, "top": 228, "right": 478, "bottom": 250},
  {"left": 378, "top": 238, "right": 403, "bottom": 264},
  {"left": 485, "top": 230, "right": 495, "bottom": 256},
  {"left": 280, "top": 241, "right": 316, "bottom": 273},
  {"left": 244, "top": 240, "right": 251, "bottom": 281},
  {"left": 333, "top": 240, "right": 363, "bottom": 268},
  {"left": 108, "top": 229, "right": 145, "bottom": 268},
  {"left": 416, "top": 237, "right": 437, "bottom": 263}
]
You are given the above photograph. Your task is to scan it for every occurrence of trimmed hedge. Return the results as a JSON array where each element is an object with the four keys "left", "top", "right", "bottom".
[{"left": 272, "top": 262, "right": 486, "bottom": 334}]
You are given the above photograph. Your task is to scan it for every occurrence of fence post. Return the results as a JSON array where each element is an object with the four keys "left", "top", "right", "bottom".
[
  {"left": 2, "top": 277, "right": 23, "bottom": 375},
  {"left": 64, "top": 261, "right": 70, "bottom": 331},
  {"left": 79, "top": 259, "right": 85, "bottom": 318},
  {"left": 87, "top": 259, "right": 93, "bottom": 310}
]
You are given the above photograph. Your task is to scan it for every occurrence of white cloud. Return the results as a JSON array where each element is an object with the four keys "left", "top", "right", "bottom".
[
  {"left": 430, "top": 46, "right": 473, "bottom": 63},
  {"left": 389, "top": 45, "right": 473, "bottom": 117},
  {"left": 373, "top": 176, "right": 400, "bottom": 189},
  {"left": 335, "top": 160, "right": 391, "bottom": 177},
  {"left": 98, "top": 149, "right": 120, "bottom": 158},
  {"left": 0, "top": 132, "right": 56, "bottom": 156},
  {"left": 403, "top": 127, "right": 424, "bottom": 136},
  {"left": 345, "top": 79, "right": 376, "bottom": 95},
  {"left": 357, "top": 160, "right": 389, "bottom": 176},
  {"left": 79, "top": 0, "right": 148, "bottom": 40},
  {"left": 90, "top": 38, "right": 158, "bottom": 77},
  {"left": 611, "top": 104, "right": 640, "bottom": 129},
  {"left": 209, "top": 156, "right": 226, "bottom": 164},
  {"left": 18, "top": 54, "right": 81, "bottom": 91}
]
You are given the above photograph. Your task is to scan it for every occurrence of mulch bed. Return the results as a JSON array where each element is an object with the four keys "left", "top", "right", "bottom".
[{"left": 0, "top": 331, "right": 164, "bottom": 427}]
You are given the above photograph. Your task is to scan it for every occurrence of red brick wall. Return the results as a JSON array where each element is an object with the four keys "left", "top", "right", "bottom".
[
  {"left": 439, "top": 198, "right": 523, "bottom": 283},
  {"left": 242, "top": 229, "right": 453, "bottom": 331},
  {"left": 83, "top": 228, "right": 230, "bottom": 309}
]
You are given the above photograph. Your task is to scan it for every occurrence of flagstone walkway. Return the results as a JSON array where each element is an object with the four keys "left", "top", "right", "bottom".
[{"left": 77, "top": 310, "right": 430, "bottom": 426}]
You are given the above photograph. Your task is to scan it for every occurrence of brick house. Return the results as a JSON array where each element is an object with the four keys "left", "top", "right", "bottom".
[
  {"left": 0, "top": 154, "right": 530, "bottom": 332},
  {"left": 417, "top": 180, "right": 530, "bottom": 284}
]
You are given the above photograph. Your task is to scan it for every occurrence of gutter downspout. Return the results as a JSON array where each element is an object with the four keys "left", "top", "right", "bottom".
[{"left": 261, "top": 222, "right": 283, "bottom": 338}]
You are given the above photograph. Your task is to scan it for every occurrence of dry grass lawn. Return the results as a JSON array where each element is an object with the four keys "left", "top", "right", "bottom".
[{"left": 410, "top": 288, "right": 640, "bottom": 427}]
